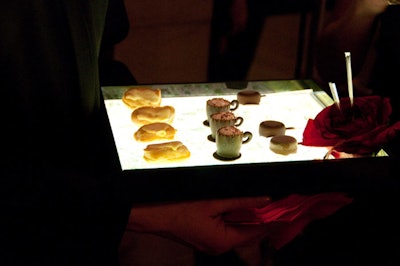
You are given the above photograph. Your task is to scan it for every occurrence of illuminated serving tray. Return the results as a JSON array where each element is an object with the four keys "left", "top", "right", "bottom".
[
  {"left": 102, "top": 81, "right": 393, "bottom": 202},
  {"left": 105, "top": 89, "right": 332, "bottom": 170}
]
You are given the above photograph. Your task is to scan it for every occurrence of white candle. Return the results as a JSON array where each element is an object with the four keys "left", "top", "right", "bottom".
[
  {"left": 344, "top": 52, "right": 354, "bottom": 106},
  {"left": 328, "top": 82, "right": 340, "bottom": 109}
]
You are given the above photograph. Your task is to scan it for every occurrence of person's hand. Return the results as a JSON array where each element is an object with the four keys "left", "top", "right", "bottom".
[
  {"left": 387, "top": 0, "right": 400, "bottom": 5},
  {"left": 355, "top": 0, "right": 390, "bottom": 15},
  {"left": 127, "top": 196, "right": 271, "bottom": 254},
  {"left": 315, "top": 0, "right": 391, "bottom": 84},
  {"left": 331, "top": 0, "right": 389, "bottom": 21}
]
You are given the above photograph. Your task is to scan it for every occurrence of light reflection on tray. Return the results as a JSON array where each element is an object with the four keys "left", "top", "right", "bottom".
[{"left": 103, "top": 89, "right": 341, "bottom": 171}]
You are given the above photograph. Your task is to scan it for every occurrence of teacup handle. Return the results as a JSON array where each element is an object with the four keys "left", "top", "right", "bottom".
[
  {"left": 230, "top": 100, "right": 239, "bottom": 111},
  {"left": 235, "top": 117, "right": 244, "bottom": 127},
  {"left": 242, "top": 131, "right": 253, "bottom": 144}
]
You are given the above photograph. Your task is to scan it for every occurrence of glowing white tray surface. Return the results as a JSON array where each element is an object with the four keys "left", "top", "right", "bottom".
[{"left": 104, "top": 89, "right": 332, "bottom": 170}]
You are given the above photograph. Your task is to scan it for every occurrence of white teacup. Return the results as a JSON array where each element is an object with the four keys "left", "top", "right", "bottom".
[
  {"left": 206, "top": 98, "right": 239, "bottom": 123},
  {"left": 215, "top": 126, "right": 252, "bottom": 159},
  {"left": 209, "top": 111, "right": 244, "bottom": 140}
]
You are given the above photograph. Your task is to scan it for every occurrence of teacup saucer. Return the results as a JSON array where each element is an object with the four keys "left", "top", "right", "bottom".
[
  {"left": 213, "top": 152, "right": 241, "bottom": 161},
  {"left": 207, "top": 135, "right": 215, "bottom": 142}
]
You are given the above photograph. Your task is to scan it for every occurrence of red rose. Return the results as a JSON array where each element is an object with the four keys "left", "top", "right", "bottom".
[{"left": 302, "top": 96, "right": 400, "bottom": 155}]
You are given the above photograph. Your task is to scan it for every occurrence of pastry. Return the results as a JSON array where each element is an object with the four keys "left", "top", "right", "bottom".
[
  {"left": 237, "top": 89, "right": 261, "bottom": 104},
  {"left": 143, "top": 141, "right": 190, "bottom": 162},
  {"left": 122, "top": 87, "right": 161, "bottom": 109},
  {"left": 134, "top": 122, "right": 176, "bottom": 142},
  {"left": 131, "top": 106, "right": 175, "bottom": 125},
  {"left": 269, "top": 135, "right": 298, "bottom": 155},
  {"left": 259, "top": 120, "right": 286, "bottom": 137}
]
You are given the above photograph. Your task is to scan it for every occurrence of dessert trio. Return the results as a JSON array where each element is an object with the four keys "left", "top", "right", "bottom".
[{"left": 122, "top": 87, "right": 298, "bottom": 163}]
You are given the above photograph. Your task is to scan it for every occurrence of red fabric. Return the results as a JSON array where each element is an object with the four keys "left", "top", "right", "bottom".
[
  {"left": 302, "top": 96, "right": 400, "bottom": 155},
  {"left": 224, "top": 192, "right": 353, "bottom": 249}
]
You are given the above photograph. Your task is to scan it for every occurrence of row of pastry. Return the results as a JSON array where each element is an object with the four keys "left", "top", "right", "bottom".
[{"left": 122, "top": 87, "right": 190, "bottom": 162}]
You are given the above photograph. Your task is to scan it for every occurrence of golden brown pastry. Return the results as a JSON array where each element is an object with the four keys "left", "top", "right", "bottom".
[
  {"left": 259, "top": 120, "right": 286, "bottom": 137},
  {"left": 131, "top": 106, "right": 175, "bottom": 125},
  {"left": 237, "top": 89, "right": 261, "bottom": 104},
  {"left": 122, "top": 87, "right": 162, "bottom": 109},
  {"left": 134, "top": 122, "right": 176, "bottom": 142},
  {"left": 269, "top": 135, "right": 298, "bottom": 155},
  {"left": 143, "top": 141, "right": 190, "bottom": 162}
]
